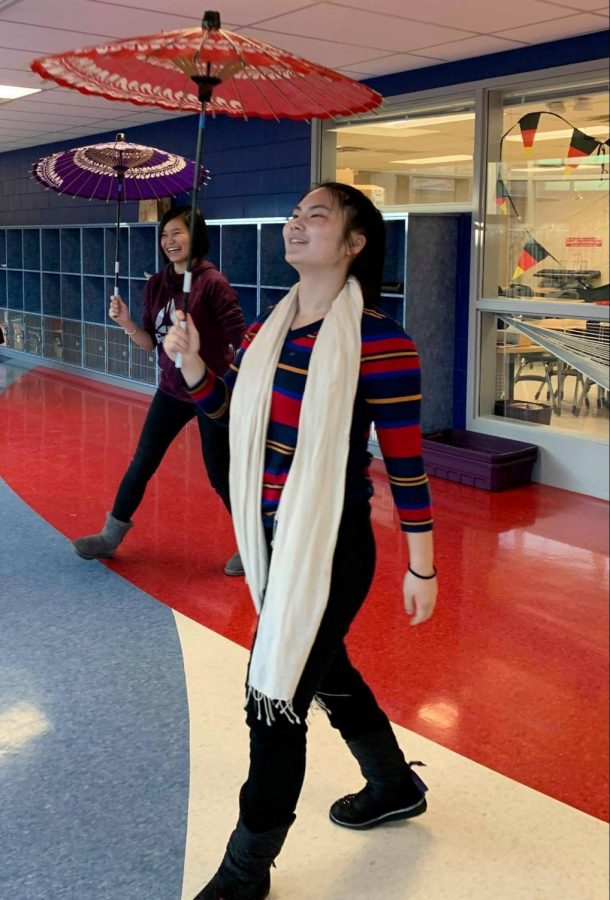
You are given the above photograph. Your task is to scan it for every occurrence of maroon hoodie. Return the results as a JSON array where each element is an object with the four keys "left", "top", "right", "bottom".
[{"left": 141, "top": 259, "right": 245, "bottom": 401}]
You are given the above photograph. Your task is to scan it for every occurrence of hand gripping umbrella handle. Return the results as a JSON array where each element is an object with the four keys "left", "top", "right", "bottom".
[
  {"left": 175, "top": 270, "right": 192, "bottom": 370},
  {"left": 175, "top": 318, "right": 187, "bottom": 370}
]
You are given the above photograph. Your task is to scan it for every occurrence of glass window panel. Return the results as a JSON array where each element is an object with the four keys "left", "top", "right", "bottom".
[
  {"left": 483, "top": 310, "right": 609, "bottom": 441},
  {"left": 483, "top": 81, "right": 609, "bottom": 301},
  {"left": 326, "top": 102, "right": 474, "bottom": 212}
]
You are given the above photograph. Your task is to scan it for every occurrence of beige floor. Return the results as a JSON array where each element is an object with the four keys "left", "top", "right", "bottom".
[{"left": 175, "top": 614, "right": 609, "bottom": 900}]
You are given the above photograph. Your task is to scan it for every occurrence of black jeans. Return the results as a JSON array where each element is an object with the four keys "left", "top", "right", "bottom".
[
  {"left": 240, "top": 501, "right": 393, "bottom": 833},
  {"left": 112, "top": 389, "right": 231, "bottom": 522}
]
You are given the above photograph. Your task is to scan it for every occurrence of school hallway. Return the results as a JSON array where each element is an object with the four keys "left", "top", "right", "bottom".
[{"left": 1, "top": 353, "right": 608, "bottom": 900}]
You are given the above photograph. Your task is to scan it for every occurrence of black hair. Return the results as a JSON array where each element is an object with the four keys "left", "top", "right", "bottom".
[
  {"left": 308, "top": 181, "right": 386, "bottom": 308},
  {"left": 158, "top": 205, "right": 209, "bottom": 261}
]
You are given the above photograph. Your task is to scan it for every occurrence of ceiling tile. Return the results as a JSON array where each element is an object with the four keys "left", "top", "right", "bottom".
[
  {"left": 332, "top": 0, "right": 583, "bottom": 33},
  {"left": 91, "top": 0, "right": 319, "bottom": 28},
  {"left": 35, "top": 88, "right": 143, "bottom": 111},
  {"left": 237, "top": 27, "right": 391, "bottom": 68},
  {"left": 0, "top": 48, "right": 42, "bottom": 68},
  {"left": 1, "top": 98, "right": 92, "bottom": 117},
  {"left": 4, "top": 92, "right": 122, "bottom": 115},
  {"left": 0, "top": 108, "right": 104, "bottom": 126},
  {"left": 414, "top": 34, "right": 528, "bottom": 62},
  {"left": 249, "top": 3, "right": 475, "bottom": 53},
  {"left": 0, "top": 0, "right": 197, "bottom": 36},
  {"left": 0, "top": 22, "right": 113, "bottom": 54},
  {"left": 498, "top": 12, "right": 609, "bottom": 41},
  {"left": 539, "top": 0, "right": 610, "bottom": 9},
  {"left": 338, "top": 53, "right": 445, "bottom": 77},
  {"left": 0, "top": 67, "right": 46, "bottom": 88},
  {"left": 0, "top": 121, "right": 48, "bottom": 134}
]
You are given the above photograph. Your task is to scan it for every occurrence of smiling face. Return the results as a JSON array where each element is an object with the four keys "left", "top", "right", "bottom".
[
  {"left": 160, "top": 216, "right": 190, "bottom": 272},
  {"left": 283, "top": 187, "right": 364, "bottom": 277}
]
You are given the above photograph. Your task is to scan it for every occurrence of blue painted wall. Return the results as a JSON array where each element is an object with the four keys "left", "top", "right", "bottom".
[{"left": 0, "top": 115, "right": 311, "bottom": 226}]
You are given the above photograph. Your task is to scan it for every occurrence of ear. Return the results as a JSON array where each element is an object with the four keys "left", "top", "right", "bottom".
[{"left": 347, "top": 232, "right": 366, "bottom": 258}]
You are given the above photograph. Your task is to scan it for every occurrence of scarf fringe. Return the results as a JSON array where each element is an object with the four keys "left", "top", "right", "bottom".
[
  {"left": 246, "top": 687, "right": 302, "bottom": 726},
  {"left": 313, "top": 693, "right": 333, "bottom": 716}
]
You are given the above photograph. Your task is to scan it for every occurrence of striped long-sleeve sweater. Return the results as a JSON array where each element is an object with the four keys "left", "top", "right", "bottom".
[{"left": 189, "top": 306, "right": 433, "bottom": 533}]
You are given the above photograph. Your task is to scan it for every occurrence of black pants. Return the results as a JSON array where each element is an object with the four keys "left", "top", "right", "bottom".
[
  {"left": 240, "top": 501, "right": 393, "bottom": 833},
  {"left": 112, "top": 389, "right": 231, "bottom": 523}
]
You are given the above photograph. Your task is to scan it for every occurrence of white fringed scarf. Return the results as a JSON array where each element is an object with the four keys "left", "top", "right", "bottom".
[{"left": 229, "top": 276, "right": 363, "bottom": 723}]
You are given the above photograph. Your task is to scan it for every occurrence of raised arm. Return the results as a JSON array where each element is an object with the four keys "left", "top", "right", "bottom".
[{"left": 165, "top": 313, "right": 264, "bottom": 425}]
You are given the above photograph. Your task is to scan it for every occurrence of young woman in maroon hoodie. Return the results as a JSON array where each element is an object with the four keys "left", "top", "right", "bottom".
[{"left": 72, "top": 205, "right": 246, "bottom": 575}]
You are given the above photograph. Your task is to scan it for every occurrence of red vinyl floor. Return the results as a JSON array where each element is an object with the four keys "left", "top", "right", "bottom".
[{"left": 1, "top": 365, "right": 608, "bottom": 822}]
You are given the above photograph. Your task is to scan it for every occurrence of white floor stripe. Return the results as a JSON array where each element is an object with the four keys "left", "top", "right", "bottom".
[{"left": 175, "top": 612, "right": 609, "bottom": 900}]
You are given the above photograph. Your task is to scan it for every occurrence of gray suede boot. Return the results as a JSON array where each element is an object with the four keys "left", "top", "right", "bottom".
[
  {"left": 329, "top": 729, "right": 428, "bottom": 830},
  {"left": 224, "top": 550, "right": 245, "bottom": 576},
  {"left": 194, "top": 815, "right": 294, "bottom": 900},
  {"left": 72, "top": 512, "right": 133, "bottom": 560}
]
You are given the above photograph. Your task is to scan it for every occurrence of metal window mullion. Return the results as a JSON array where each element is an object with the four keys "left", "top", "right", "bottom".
[
  {"left": 468, "top": 85, "right": 501, "bottom": 427},
  {"left": 402, "top": 215, "right": 408, "bottom": 331},
  {"left": 257, "top": 223, "right": 263, "bottom": 316}
]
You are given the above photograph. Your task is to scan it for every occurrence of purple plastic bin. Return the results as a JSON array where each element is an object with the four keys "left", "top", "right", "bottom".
[{"left": 422, "top": 429, "right": 538, "bottom": 491}]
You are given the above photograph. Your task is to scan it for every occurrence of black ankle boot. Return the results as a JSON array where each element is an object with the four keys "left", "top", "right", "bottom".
[
  {"left": 193, "top": 815, "right": 294, "bottom": 900},
  {"left": 329, "top": 730, "right": 428, "bottom": 830}
]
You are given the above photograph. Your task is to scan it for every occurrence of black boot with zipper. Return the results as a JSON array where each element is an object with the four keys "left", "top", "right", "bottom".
[
  {"left": 329, "top": 729, "right": 428, "bottom": 830},
  {"left": 193, "top": 815, "right": 294, "bottom": 900}
]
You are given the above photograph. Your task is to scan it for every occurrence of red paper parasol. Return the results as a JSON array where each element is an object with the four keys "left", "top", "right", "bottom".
[
  {"left": 31, "top": 10, "right": 383, "bottom": 357},
  {"left": 30, "top": 14, "right": 382, "bottom": 120}
]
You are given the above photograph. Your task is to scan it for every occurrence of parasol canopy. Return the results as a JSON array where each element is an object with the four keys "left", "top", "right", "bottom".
[
  {"left": 30, "top": 16, "right": 382, "bottom": 120},
  {"left": 32, "top": 134, "right": 209, "bottom": 201},
  {"left": 32, "top": 133, "right": 210, "bottom": 294}
]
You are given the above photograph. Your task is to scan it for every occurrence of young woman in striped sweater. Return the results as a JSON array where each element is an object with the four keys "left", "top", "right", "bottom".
[{"left": 164, "top": 182, "right": 438, "bottom": 900}]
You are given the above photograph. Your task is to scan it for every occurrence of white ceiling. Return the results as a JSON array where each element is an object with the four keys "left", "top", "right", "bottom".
[{"left": 0, "top": 0, "right": 607, "bottom": 154}]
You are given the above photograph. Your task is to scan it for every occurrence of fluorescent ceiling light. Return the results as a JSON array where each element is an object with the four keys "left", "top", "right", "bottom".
[
  {"left": 391, "top": 154, "right": 472, "bottom": 165},
  {"left": 509, "top": 154, "right": 610, "bottom": 171},
  {"left": 506, "top": 126, "right": 609, "bottom": 142},
  {"left": 379, "top": 113, "right": 475, "bottom": 128},
  {"left": 573, "top": 96, "right": 592, "bottom": 112},
  {"left": 0, "top": 85, "right": 42, "bottom": 100},
  {"left": 330, "top": 112, "right": 475, "bottom": 133}
]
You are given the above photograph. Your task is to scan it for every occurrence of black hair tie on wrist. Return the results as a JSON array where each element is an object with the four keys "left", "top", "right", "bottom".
[{"left": 408, "top": 564, "right": 437, "bottom": 580}]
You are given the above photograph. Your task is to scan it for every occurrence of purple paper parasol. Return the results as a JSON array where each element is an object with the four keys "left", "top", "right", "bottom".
[
  {"left": 32, "top": 134, "right": 208, "bottom": 201},
  {"left": 33, "top": 133, "right": 209, "bottom": 293}
]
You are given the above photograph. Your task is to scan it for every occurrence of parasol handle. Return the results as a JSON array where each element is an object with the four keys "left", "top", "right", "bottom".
[
  {"left": 114, "top": 172, "right": 125, "bottom": 296},
  {"left": 175, "top": 271, "right": 192, "bottom": 370},
  {"left": 183, "top": 90, "right": 212, "bottom": 322},
  {"left": 180, "top": 28, "right": 221, "bottom": 365}
]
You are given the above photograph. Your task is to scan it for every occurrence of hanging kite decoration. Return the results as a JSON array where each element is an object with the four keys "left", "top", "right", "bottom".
[
  {"left": 518, "top": 112, "right": 542, "bottom": 156},
  {"left": 496, "top": 110, "right": 609, "bottom": 282},
  {"left": 510, "top": 236, "right": 557, "bottom": 281},
  {"left": 565, "top": 127, "right": 605, "bottom": 173},
  {"left": 495, "top": 174, "right": 516, "bottom": 216}
]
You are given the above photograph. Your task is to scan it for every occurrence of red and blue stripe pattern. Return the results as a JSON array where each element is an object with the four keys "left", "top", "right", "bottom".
[{"left": 189, "top": 308, "right": 433, "bottom": 532}]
